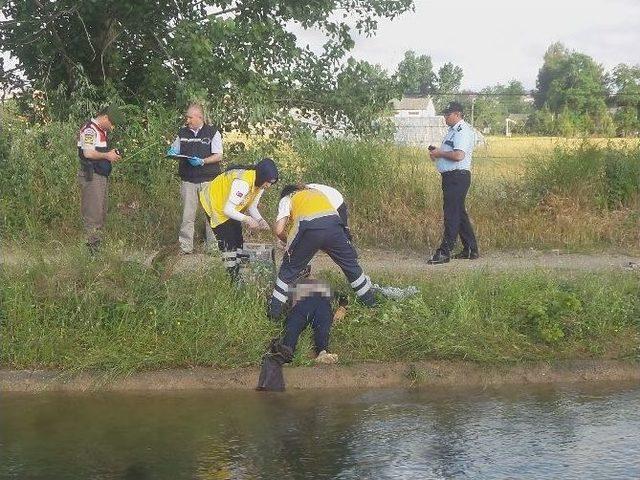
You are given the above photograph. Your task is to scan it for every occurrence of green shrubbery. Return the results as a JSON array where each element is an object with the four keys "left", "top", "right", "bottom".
[
  {"left": 1, "top": 254, "right": 639, "bottom": 372},
  {"left": 527, "top": 142, "right": 640, "bottom": 209},
  {"left": 1, "top": 106, "right": 639, "bottom": 252}
]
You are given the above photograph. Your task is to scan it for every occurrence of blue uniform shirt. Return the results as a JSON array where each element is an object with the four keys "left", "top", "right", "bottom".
[{"left": 436, "top": 119, "right": 475, "bottom": 173}]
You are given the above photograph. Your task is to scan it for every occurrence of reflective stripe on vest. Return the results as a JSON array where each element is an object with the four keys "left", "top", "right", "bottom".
[
  {"left": 287, "top": 189, "right": 338, "bottom": 245},
  {"left": 199, "top": 169, "right": 259, "bottom": 228}
]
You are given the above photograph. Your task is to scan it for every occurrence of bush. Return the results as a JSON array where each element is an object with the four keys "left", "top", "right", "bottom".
[{"left": 527, "top": 142, "right": 640, "bottom": 209}]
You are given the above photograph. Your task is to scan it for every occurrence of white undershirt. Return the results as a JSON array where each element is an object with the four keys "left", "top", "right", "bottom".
[
  {"left": 306, "top": 183, "right": 344, "bottom": 210},
  {"left": 223, "top": 179, "right": 264, "bottom": 222}
]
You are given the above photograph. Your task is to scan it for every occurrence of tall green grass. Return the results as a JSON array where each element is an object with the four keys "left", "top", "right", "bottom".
[
  {"left": 1, "top": 254, "right": 639, "bottom": 373},
  {"left": 1, "top": 107, "right": 639, "bottom": 252}
]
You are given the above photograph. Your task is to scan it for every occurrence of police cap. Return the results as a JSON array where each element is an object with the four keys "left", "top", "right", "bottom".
[{"left": 442, "top": 101, "right": 464, "bottom": 115}]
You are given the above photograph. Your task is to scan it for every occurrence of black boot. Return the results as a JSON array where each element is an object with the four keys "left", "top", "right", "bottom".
[
  {"left": 427, "top": 250, "right": 450, "bottom": 265},
  {"left": 452, "top": 249, "right": 479, "bottom": 260}
]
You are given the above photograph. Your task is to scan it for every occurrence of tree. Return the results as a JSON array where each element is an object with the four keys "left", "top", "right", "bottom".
[
  {"left": 533, "top": 42, "right": 569, "bottom": 109},
  {"left": 473, "top": 80, "right": 531, "bottom": 133},
  {"left": 324, "top": 58, "right": 402, "bottom": 136},
  {"left": 395, "top": 50, "right": 436, "bottom": 96},
  {"left": 533, "top": 42, "right": 611, "bottom": 135},
  {"left": 610, "top": 63, "right": 640, "bottom": 136},
  {"left": 434, "top": 62, "right": 463, "bottom": 108},
  {"left": 393, "top": 51, "right": 463, "bottom": 111},
  {"left": 0, "top": 0, "right": 414, "bottom": 134}
]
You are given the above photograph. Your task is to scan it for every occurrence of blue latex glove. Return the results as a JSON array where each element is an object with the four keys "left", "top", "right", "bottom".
[
  {"left": 188, "top": 156, "right": 204, "bottom": 167},
  {"left": 167, "top": 146, "right": 179, "bottom": 156}
]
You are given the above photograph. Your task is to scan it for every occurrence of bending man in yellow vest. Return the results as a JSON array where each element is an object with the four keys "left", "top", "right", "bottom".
[
  {"left": 268, "top": 184, "right": 376, "bottom": 319},
  {"left": 199, "top": 158, "right": 278, "bottom": 280}
]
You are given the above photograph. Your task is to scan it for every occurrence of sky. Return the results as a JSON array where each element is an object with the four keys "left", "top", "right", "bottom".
[
  {"left": 2, "top": 0, "right": 639, "bottom": 92},
  {"left": 293, "top": 0, "right": 640, "bottom": 91}
]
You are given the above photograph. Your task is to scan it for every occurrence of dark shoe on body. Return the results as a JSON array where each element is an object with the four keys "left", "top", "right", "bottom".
[
  {"left": 452, "top": 250, "right": 479, "bottom": 260},
  {"left": 427, "top": 251, "right": 450, "bottom": 265}
]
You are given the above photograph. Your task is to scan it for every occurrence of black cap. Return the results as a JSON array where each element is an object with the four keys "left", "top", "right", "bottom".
[
  {"left": 255, "top": 157, "right": 278, "bottom": 186},
  {"left": 442, "top": 101, "right": 464, "bottom": 115}
]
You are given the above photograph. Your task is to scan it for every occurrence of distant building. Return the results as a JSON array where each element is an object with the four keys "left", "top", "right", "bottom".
[
  {"left": 391, "top": 96, "right": 484, "bottom": 147},
  {"left": 391, "top": 97, "right": 448, "bottom": 146}
]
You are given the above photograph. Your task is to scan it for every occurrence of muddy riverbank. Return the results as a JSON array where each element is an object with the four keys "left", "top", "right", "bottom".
[{"left": 2, "top": 359, "right": 639, "bottom": 392}]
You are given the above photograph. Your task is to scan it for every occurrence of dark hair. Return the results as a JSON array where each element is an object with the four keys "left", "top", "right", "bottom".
[{"left": 280, "top": 183, "right": 305, "bottom": 199}]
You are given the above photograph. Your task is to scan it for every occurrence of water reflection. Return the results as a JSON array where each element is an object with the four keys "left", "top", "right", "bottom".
[{"left": 2, "top": 382, "right": 639, "bottom": 479}]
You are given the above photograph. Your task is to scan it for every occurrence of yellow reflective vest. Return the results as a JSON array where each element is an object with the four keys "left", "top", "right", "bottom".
[
  {"left": 287, "top": 189, "right": 338, "bottom": 244},
  {"left": 199, "top": 169, "right": 261, "bottom": 228}
]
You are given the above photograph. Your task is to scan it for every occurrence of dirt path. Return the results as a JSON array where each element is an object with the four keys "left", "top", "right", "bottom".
[
  {"left": 2, "top": 360, "right": 639, "bottom": 392},
  {"left": 323, "top": 248, "right": 640, "bottom": 275},
  {"left": 3, "top": 247, "right": 640, "bottom": 276},
  {"left": 169, "top": 248, "right": 640, "bottom": 277}
]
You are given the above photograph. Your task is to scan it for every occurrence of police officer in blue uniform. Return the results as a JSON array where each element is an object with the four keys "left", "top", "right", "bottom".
[{"left": 427, "top": 101, "right": 479, "bottom": 264}]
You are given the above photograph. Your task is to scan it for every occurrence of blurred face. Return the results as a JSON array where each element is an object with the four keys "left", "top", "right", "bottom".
[
  {"left": 98, "top": 115, "right": 115, "bottom": 132},
  {"left": 185, "top": 108, "right": 204, "bottom": 130},
  {"left": 444, "top": 111, "right": 462, "bottom": 127}
]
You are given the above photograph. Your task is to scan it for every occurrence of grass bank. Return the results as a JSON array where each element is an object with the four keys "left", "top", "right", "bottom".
[{"left": 1, "top": 253, "right": 639, "bottom": 374}]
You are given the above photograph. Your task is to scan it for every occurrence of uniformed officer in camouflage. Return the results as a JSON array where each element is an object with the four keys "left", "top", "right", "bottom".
[
  {"left": 427, "top": 101, "right": 479, "bottom": 264},
  {"left": 76, "top": 105, "right": 123, "bottom": 254}
]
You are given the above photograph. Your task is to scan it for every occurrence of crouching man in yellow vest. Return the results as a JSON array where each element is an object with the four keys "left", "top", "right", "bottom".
[
  {"left": 199, "top": 158, "right": 278, "bottom": 280},
  {"left": 268, "top": 184, "right": 376, "bottom": 319}
]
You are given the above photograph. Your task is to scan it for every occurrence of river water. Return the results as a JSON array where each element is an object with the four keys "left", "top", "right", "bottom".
[{"left": 1, "top": 381, "right": 639, "bottom": 479}]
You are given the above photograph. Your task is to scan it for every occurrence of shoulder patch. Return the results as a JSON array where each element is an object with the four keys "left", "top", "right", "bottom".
[
  {"left": 456, "top": 125, "right": 463, "bottom": 132},
  {"left": 82, "top": 128, "right": 97, "bottom": 147}
]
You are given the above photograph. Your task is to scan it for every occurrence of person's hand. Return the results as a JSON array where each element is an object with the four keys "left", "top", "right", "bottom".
[
  {"left": 106, "top": 149, "right": 122, "bottom": 162},
  {"left": 245, "top": 217, "right": 260, "bottom": 229},
  {"left": 276, "top": 239, "right": 287, "bottom": 250},
  {"left": 429, "top": 148, "right": 441, "bottom": 161},
  {"left": 258, "top": 219, "right": 270, "bottom": 230},
  {"left": 188, "top": 156, "right": 204, "bottom": 167},
  {"left": 167, "top": 146, "right": 179, "bottom": 156}
]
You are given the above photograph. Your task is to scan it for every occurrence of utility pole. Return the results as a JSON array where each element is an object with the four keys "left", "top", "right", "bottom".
[
  {"left": 470, "top": 95, "right": 477, "bottom": 128},
  {"left": 505, "top": 118, "right": 516, "bottom": 137}
]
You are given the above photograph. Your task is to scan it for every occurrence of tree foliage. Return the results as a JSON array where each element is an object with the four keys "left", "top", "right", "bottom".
[
  {"left": 535, "top": 43, "right": 608, "bottom": 115},
  {"left": 609, "top": 63, "right": 640, "bottom": 136},
  {"left": 473, "top": 80, "right": 531, "bottom": 133},
  {"left": 394, "top": 50, "right": 463, "bottom": 108},
  {"left": 532, "top": 42, "right": 614, "bottom": 135},
  {"left": 0, "top": 0, "right": 413, "bottom": 135}
]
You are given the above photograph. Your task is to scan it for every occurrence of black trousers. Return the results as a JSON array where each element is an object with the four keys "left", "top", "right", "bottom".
[
  {"left": 282, "top": 295, "right": 333, "bottom": 355},
  {"left": 213, "top": 219, "right": 243, "bottom": 278},
  {"left": 337, "top": 202, "right": 352, "bottom": 241},
  {"left": 438, "top": 170, "right": 477, "bottom": 255}
]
